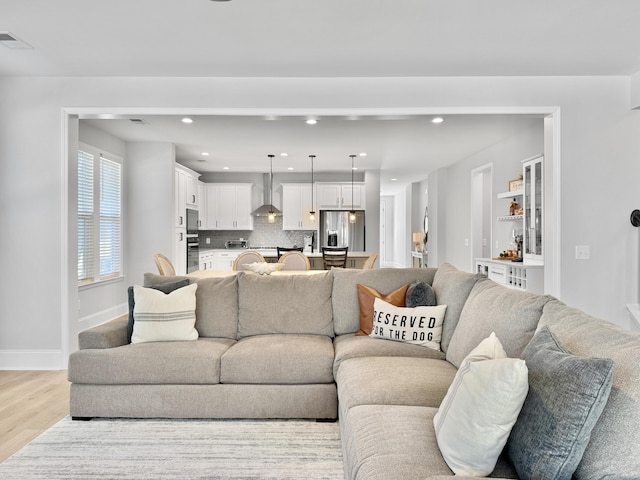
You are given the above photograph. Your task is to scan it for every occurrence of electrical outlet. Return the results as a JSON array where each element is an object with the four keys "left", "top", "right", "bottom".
[
  {"left": 464, "top": 238, "right": 469, "bottom": 247},
  {"left": 575, "top": 245, "right": 590, "bottom": 260},
  {"left": 206, "top": 237, "right": 211, "bottom": 245}
]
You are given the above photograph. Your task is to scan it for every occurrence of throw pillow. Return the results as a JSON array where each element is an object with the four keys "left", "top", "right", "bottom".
[
  {"left": 405, "top": 280, "right": 437, "bottom": 307},
  {"left": 369, "top": 298, "right": 446, "bottom": 350},
  {"left": 131, "top": 283, "right": 199, "bottom": 344},
  {"left": 243, "top": 262, "right": 284, "bottom": 275},
  {"left": 355, "top": 283, "right": 409, "bottom": 336},
  {"left": 506, "top": 326, "right": 615, "bottom": 480},
  {"left": 434, "top": 332, "right": 529, "bottom": 476},
  {"left": 126, "top": 279, "right": 191, "bottom": 343}
]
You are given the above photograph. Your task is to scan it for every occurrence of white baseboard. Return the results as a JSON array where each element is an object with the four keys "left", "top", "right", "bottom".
[
  {"left": 0, "top": 350, "right": 64, "bottom": 370},
  {"left": 78, "top": 302, "right": 128, "bottom": 328}
]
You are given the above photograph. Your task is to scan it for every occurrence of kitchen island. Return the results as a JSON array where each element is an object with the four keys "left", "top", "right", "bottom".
[{"left": 199, "top": 248, "right": 372, "bottom": 271}]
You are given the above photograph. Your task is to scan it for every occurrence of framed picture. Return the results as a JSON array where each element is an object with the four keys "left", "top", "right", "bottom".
[{"left": 508, "top": 178, "right": 523, "bottom": 192}]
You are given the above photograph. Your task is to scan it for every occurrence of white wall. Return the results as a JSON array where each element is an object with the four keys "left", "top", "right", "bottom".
[
  {"left": 434, "top": 121, "right": 544, "bottom": 271},
  {"left": 1, "top": 75, "right": 640, "bottom": 369}
]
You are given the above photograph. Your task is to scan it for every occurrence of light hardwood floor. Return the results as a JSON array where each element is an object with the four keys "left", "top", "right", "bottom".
[{"left": 0, "top": 370, "right": 70, "bottom": 463}]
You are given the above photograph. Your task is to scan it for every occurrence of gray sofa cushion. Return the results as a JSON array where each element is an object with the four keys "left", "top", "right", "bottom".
[
  {"left": 192, "top": 275, "right": 239, "bottom": 339},
  {"left": 237, "top": 271, "right": 334, "bottom": 338},
  {"left": 538, "top": 299, "right": 640, "bottom": 480},
  {"left": 336, "top": 356, "right": 456, "bottom": 413},
  {"left": 143, "top": 272, "right": 239, "bottom": 339},
  {"left": 430, "top": 263, "right": 485, "bottom": 353},
  {"left": 507, "top": 326, "right": 614, "bottom": 480},
  {"left": 341, "top": 405, "right": 458, "bottom": 480},
  {"left": 446, "top": 280, "right": 553, "bottom": 368},
  {"left": 333, "top": 333, "right": 445, "bottom": 377},
  {"left": 332, "top": 268, "right": 438, "bottom": 336},
  {"left": 220, "top": 334, "right": 334, "bottom": 384},
  {"left": 68, "top": 338, "right": 235, "bottom": 385}
]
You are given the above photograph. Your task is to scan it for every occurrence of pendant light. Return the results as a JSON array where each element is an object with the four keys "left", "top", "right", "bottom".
[
  {"left": 349, "top": 154, "right": 357, "bottom": 223},
  {"left": 268, "top": 154, "right": 276, "bottom": 223},
  {"left": 309, "top": 155, "right": 316, "bottom": 222}
]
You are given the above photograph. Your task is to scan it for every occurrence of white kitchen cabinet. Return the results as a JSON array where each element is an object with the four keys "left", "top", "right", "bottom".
[
  {"left": 197, "top": 181, "right": 207, "bottom": 229},
  {"left": 522, "top": 155, "right": 543, "bottom": 264},
  {"left": 213, "top": 250, "right": 241, "bottom": 271},
  {"left": 199, "top": 250, "right": 215, "bottom": 271},
  {"left": 173, "top": 228, "right": 187, "bottom": 275},
  {"left": 316, "top": 183, "right": 365, "bottom": 210},
  {"left": 206, "top": 183, "right": 254, "bottom": 230},
  {"left": 282, "top": 184, "right": 317, "bottom": 230},
  {"left": 175, "top": 164, "right": 201, "bottom": 227},
  {"left": 475, "top": 258, "right": 543, "bottom": 294}
]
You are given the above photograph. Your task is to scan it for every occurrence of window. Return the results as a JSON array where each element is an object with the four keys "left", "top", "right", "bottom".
[{"left": 78, "top": 144, "right": 123, "bottom": 285}]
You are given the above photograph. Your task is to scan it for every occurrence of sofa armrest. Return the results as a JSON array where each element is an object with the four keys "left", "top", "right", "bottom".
[{"left": 78, "top": 318, "right": 128, "bottom": 349}]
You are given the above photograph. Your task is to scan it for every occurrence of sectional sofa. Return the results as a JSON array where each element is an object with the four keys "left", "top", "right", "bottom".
[{"left": 67, "top": 263, "right": 640, "bottom": 480}]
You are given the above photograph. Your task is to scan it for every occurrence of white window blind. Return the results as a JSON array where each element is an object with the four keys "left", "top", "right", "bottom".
[{"left": 78, "top": 145, "right": 123, "bottom": 285}]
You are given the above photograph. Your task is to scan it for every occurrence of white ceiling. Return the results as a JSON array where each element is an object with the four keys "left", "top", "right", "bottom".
[
  {"left": 82, "top": 114, "right": 543, "bottom": 193},
  {"left": 2, "top": 0, "right": 640, "bottom": 77},
  {"left": 3, "top": 1, "right": 639, "bottom": 193}
]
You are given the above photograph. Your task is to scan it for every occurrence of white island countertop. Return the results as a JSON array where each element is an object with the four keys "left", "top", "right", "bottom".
[{"left": 200, "top": 248, "right": 371, "bottom": 258}]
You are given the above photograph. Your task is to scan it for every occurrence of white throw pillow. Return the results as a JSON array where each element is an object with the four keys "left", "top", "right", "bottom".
[
  {"left": 243, "top": 262, "right": 284, "bottom": 275},
  {"left": 369, "top": 298, "right": 446, "bottom": 350},
  {"left": 131, "top": 283, "right": 199, "bottom": 344},
  {"left": 433, "top": 333, "right": 528, "bottom": 476}
]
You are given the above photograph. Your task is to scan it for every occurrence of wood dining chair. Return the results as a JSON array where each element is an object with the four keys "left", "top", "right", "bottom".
[
  {"left": 321, "top": 246, "right": 349, "bottom": 269},
  {"left": 278, "top": 251, "right": 311, "bottom": 271},
  {"left": 276, "top": 246, "right": 304, "bottom": 259},
  {"left": 154, "top": 253, "right": 176, "bottom": 276},
  {"left": 232, "top": 251, "right": 266, "bottom": 271}
]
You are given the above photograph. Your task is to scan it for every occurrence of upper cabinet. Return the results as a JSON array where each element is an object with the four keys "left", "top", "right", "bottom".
[
  {"left": 316, "top": 183, "right": 366, "bottom": 210},
  {"left": 175, "top": 164, "right": 201, "bottom": 227},
  {"left": 205, "top": 183, "right": 254, "bottom": 230},
  {"left": 522, "top": 155, "right": 543, "bottom": 264},
  {"left": 282, "top": 184, "right": 317, "bottom": 230}
]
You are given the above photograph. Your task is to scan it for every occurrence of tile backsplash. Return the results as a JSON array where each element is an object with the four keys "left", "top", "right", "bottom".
[{"left": 199, "top": 216, "right": 316, "bottom": 249}]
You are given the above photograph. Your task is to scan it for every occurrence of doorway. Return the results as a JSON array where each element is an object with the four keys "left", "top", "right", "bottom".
[{"left": 470, "top": 163, "right": 493, "bottom": 270}]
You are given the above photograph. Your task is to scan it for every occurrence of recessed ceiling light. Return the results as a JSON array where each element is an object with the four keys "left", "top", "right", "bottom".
[
  {"left": 280, "top": 152, "right": 288, "bottom": 157},
  {"left": 181, "top": 117, "right": 194, "bottom": 124},
  {"left": 223, "top": 166, "right": 229, "bottom": 170},
  {"left": 431, "top": 117, "right": 444, "bottom": 124},
  {"left": 201, "top": 152, "right": 210, "bottom": 156},
  {"left": 391, "top": 178, "right": 397, "bottom": 181},
  {"left": 287, "top": 167, "right": 294, "bottom": 171},
  {"left": 306, "top": 118, "right": 318, "bottom": 125},
  {"left": 359, "top": 152, "right": 367, "bottom": 157}
]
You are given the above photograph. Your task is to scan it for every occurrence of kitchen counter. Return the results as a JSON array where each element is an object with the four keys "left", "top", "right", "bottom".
[
  {"left": 199, "top": 248, "right": 372, "bottom": 270},
  {"left": 201, "top": 248, "right": 370, "bottom": 258}
]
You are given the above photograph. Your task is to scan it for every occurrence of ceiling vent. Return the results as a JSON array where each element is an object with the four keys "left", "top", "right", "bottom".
[
  {"left": 129, "top": 118, "right": 148, "bottom": 125},
  {"left": 0, "top": 32, "right": 33, "bottom": 49}
]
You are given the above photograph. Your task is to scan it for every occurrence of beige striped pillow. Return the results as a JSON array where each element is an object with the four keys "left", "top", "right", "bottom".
[{"left": 131, "top": 283, "right": 198, "bottom": 344}]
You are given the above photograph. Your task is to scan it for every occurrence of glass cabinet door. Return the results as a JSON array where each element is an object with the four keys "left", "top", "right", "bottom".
[{"left": 523, "top": 155, "right": 543, "bottom": 264}]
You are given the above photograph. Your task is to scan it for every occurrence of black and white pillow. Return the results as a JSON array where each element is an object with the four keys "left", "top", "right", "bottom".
[{"left": 369, "top": 298, "right": 446, "bottom": 350}]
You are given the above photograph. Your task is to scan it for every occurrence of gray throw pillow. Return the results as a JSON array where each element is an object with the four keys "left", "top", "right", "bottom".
[
  {"left": 405, "top": 280, "right": 436, "bottom": 307},
  {"left": 126, "top": 279, "right": 190, "bottom": 343},
  {"left": 507, "top": 326, "right": 614, "bottom": 480}
]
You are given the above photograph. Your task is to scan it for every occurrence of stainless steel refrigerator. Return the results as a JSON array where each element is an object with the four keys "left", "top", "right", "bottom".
[{"left": 320, "top": 210, "right": 366, "bottom": 251}]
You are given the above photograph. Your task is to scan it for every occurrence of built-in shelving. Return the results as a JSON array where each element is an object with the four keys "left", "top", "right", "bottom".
[{"left": 497, "top": 189, "right": 523, "bottom": 199}]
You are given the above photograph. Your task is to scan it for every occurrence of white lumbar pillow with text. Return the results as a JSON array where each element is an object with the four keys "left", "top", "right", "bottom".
[{"left": 369, "top": 298, "right": 446, "bottom": 350}]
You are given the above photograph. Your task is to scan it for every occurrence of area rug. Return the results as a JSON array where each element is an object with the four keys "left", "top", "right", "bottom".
[{"left": 0, "top": 417, "right": 345, "bottom": 479}]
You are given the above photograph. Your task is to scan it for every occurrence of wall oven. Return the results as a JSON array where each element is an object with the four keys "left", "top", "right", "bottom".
[{"left": 186, "top": 236, "right": 199, "bottom": 274}]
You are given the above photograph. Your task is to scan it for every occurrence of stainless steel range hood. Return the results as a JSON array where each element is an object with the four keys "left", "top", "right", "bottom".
[
  {"left": 251, "top": 168, "right": 282, "bottom": 217},
  {"left": 252, "top": 203, "right": 282, "bottom": 217}
]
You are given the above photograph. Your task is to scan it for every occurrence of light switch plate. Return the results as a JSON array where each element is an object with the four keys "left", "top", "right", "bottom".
[{"left": 575, "top": 245, "right": 590, "bottom": 260}]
